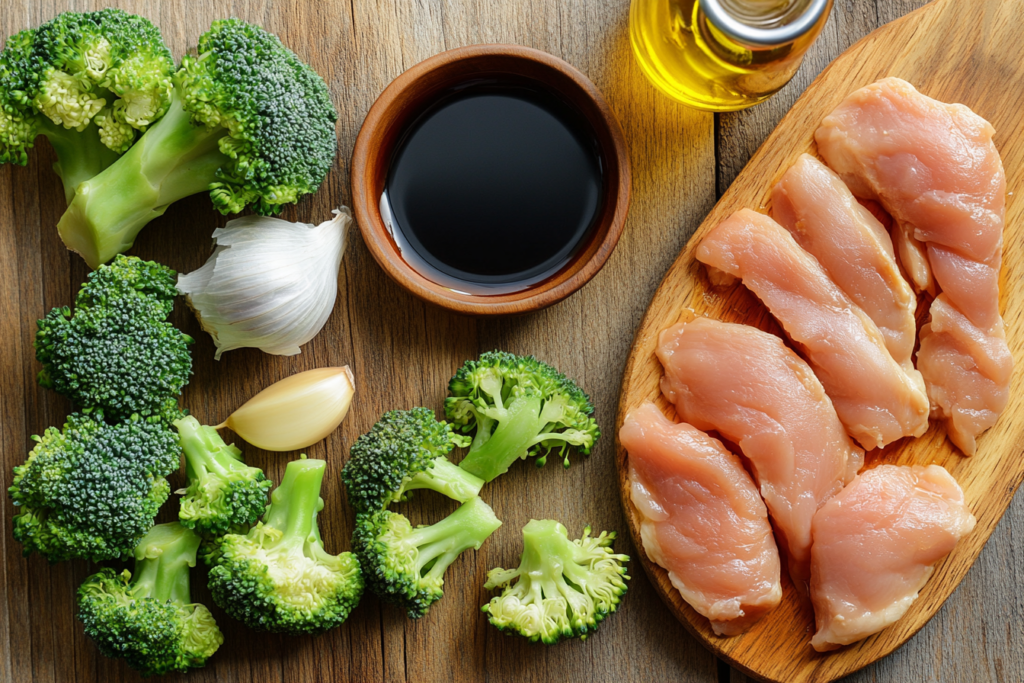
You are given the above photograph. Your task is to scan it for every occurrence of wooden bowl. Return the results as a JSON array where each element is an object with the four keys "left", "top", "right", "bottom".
[{"left": 350, "top": 44, "right": 631, "bottom": 316}]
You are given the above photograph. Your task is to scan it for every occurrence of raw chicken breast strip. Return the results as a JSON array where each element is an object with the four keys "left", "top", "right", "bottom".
[
  {"left": 657, "top": 317, "right": 863, "bottom": 589},
  {"left": 809, "top": 464, "right": 975, "bottom": 652},
  {"left": 772, "top": 154, "right": 919, "bottom": 374},
  {"left": 696, "top": 209, "right": 929, "bottom": 450},
  {"left": 815, "top": 77, "right": 1012, "bottom": 455},
  {"left": 621, "top": 402, "right": 782, "bottom": 636}
]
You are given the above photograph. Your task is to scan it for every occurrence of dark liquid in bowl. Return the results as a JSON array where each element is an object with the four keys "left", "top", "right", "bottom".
[{"left": 382, "top": 80, "right": 604, "bottom": 295}]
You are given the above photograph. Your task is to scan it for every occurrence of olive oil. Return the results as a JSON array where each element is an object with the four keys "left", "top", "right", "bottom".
[
  {"left": 382, "top": 80, "right": 604, "bottom": 295},
  {"left": 630, "top": 0, "right": 832, "bottom": 112}
]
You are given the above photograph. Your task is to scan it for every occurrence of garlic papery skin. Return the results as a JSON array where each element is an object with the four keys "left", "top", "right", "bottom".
[
  {"left": 177, "top": 208, "right": 349, "bottom": 360},
  {"left": 220, "top": 366, "right": 355, "bottom": 451}
]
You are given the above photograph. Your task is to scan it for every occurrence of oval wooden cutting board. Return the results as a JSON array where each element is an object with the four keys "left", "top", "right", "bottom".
[{"left": 614, "top": 0, "right": 1024, "bottom": 681}]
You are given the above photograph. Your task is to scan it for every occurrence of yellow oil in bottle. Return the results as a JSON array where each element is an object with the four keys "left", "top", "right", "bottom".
[{"left": 630, "top": 0, "right": 832, "bottom": 111}]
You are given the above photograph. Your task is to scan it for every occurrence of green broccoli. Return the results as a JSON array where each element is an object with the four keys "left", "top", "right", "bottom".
[
  {"left": 0, "top": 10, "right": 176, "bottom": 203},
  {"left": 205, "top": 457, "right": 363, "bottom": 634},
  {"left": 56, "top": 18, "right": 339, "bottom": 269},
  {"left": 445, "top": 351, "right": 600, "bottom": 482},
  {"left": 354, "top": 496, "right": 501, "bottom": 618},
  {"left": 8, "top": 410, "right": 181, "bottom": 562},
  {"left": 34, "top": 255, "right": 193, "bottom": 421},
  {"left": 174, "top": 415, "right": 272, "bottom": 537},
  {"left": 482, "top": 520, "right": 629, "bottom": 644},
  {"left": 342, "top": 408, "right": 482, "bottom": 513},
  {"left": 77, "top": 522, "right": 224, "bottom": 676}
]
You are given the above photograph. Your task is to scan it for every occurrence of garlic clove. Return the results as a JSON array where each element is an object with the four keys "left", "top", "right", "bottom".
[{"left": 221, "top": 366, "right": 355, "bottom": 451}]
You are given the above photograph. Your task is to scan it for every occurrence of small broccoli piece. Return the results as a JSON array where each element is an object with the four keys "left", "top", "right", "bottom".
[
  {"left": 0, "top": 10, "right": 176, "bottom": 203},
  {"left": 342, "top": 408, "right": 481, "bottom": 513},
  {"left": 8, "top": 410, "right": 180, "bottom": 562},
  {"left": 56, "top": 18, "right": 339, "bottom": 268},
  {"left": 445, "top": 351, "right": 600, "bottom": 482},
  {"left": 77, "top": 522, "right": 224, "bottom": 676},
  {"left": 205, "top": 457, "right": 363, "bottom": 634},
  {"left": 174, "top": 415, "right": 272, "bottom": 537},
  {"left": 34, "top": 255, "right": 193, "bottom": 421},
  {"left": 354, "top": 496, "right": 501, "bottom": 618},
  {"left": 482, "top": 520, "right": 629, "bottom": 644}
]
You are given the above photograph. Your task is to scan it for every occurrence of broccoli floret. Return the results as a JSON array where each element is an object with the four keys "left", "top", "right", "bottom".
[
  {"left": 34, "top": 255, "right": 193, "bottom": 421},
  {"left": 8, "top": 410, "right": 181, "bottom": 562},
  {"left": 174, "top": 415, "right": 272, "bottom": 537},
  {"left": 0, "top": 10, "right": 175, "bottom": 203},
  {"left": 354, "top": 496, "right": 501, "bottom": 618},
  {"left": 482, "top": 520, "right": 629, "bottom": 644},
  {"left": 445, "top": 351, "right": 600, "bottom": 482},
  {"left": 205, "top": 457, "right": 363, "bottom": 634},
  {"left": 56, "top": 18, "right": 339, "bottom": 268},
  {"left": 342, "top": 408, "right": 481, "bottom": 513},
  {"left": 77, "top": 522, "right": 224, "bottom": 676}
]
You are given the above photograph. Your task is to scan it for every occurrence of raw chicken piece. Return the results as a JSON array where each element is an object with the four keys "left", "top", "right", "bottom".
[
  {"left": 696, "top": 209, "right": 929, "bottom": 450},
  {"left": 917, "top": 296, "right": 1013, "bottom": 455},
  {"left": 772, "top": 154, "right": 919, "bottom": 372},
  {"left": 810, "top": 464, "right": 976, "bottom": 651},
  {"left": 815, "top": 77, "right": 1011, "bottom": 454},
  {"left": 657, "top": 317, "right": 863, "bottom": 589},
  {"left": 621, "top": 402, "right": 782, "bottom": 636}
]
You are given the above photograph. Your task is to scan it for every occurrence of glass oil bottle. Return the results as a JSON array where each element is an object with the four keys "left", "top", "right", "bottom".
[{"left": 630, "top": 0, "right": 833, "bottom": 111}]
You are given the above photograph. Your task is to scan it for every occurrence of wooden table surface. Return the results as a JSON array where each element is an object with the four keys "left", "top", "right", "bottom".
[{"left": 0, "top": 1, "right": 1020, "bottom": 682}]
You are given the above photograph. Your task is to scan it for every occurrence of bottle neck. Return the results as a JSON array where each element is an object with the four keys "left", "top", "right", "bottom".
[{"left": 701, "top": 0, "right": 829, "bottom": 47}]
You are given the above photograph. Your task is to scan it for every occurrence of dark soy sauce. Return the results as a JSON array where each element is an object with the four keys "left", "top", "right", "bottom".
[{"left": 382, "top": 80, "right": 604, "bottom": 294}]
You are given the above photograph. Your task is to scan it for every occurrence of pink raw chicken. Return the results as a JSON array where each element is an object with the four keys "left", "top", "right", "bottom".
[
  {"left": 696, "top": 209, "right": 929, "bottom": 450},
  {"left": 620, "top": 402, "right": 782, "bottom": 636},
  {"left": 772, "top": 153, "right": 919, "bottom": 375},
  {"left": 810, "top": 464, "right": 976, "bottom": 652},
  {"left": 657, "top": 317, "right": 862, "bottom": 589},
  {"left": 815, "top": 77, "right": 1012, "bottom": 454}
]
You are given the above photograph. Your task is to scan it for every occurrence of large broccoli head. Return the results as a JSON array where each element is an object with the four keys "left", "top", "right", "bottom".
[
  {"left": 8, "top": 410, "right": 181, "bottom": 562},
  {"left": 482, "top": 520, "right": 629, "bottom": 644},
  {"left": 205, "top": 457, "right": 363, "bottom": 634},
  {"left": 56, "top": 18, "right": 339, "bottom": 268},
  {"left": 77, "top": 522, "right": 223, "bottom": 676},
  {"left": 0, "top": 10, "right": 175, "bottom": 200},
  {"left": 353, "top": 496, "right": 502, "bottom": 619},
  {"left": 34, "top": 255, "right": 193, "bottom": 421},
  {"left": 341, "top": 407, "right": 480, "bottom": 513},
  {"left": 445, "top": 351, "right": 600, "bottom": 482}
]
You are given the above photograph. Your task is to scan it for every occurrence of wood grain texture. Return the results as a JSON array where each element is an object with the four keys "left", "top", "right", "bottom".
[
  {"left": 616, "top": 0, "right": 1024, "bottom": 681},
  {"left": 0, "top": 1, "right": 1019, "bottom": 683}
]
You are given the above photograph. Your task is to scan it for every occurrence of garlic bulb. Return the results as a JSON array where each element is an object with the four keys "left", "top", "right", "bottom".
[
  {"left": 178, "top": 209, "right": 349, "bottom": 359},
  {"left": 219, "top": 366, "right": 355, "bottom": 451}
]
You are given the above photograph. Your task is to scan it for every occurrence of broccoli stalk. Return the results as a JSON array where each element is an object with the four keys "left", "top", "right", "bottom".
[
  {"left": 205, "top": 457, "right": 364, "bottom": 634},
  {"left": 77, "top": 522, "right": 223, "bottom": 676},
  {"left": 342, "top": 407, "right": 482, "bottom": 513},
  {"left": 482, "top": 520, "right": 630, "bottom": 644},
  {"left": 56, "top": 18, "right": 339, "bottom": 269},
  {"left": 445, "top": 352, "right": 600, "bottom": 482},
  {"left": 175, "top": 415, "right": 272, "bottom": 536},
  {"left": 37, "top": 117, "right": 120, "bottom": 203},
  {"left": 354, "top": 496, "right": 502, "bottom": 619}
]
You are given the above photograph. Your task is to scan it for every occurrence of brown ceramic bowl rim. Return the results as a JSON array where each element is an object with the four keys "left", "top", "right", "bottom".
[{"left": 350, "top": 44, "right": 631, "bottom": 316}]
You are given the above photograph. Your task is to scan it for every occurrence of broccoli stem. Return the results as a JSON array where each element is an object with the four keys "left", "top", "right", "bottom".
[
  {"left": 129, "top": 522, "right": 201, "bottom": 604},
  {"left": 175, "top": 415, "right": 243, "bottom": 480},
  {"left": 404, "top": 457, "right": 485, "bottom": 503},
  {"left": 261, "top": 458, "right": 325, "bottom": 548},
  {"left": 56, "top": 88, "right": 229, "bottom": 268},
  {"left": 409, "top": 497, "right": 502, "bottom": 581},
  {"left": 38, "top": 118, "right": 121, "bottom": 205},
  {"left": 458, "top": 396, "right": 544, "bottom": 482}
]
